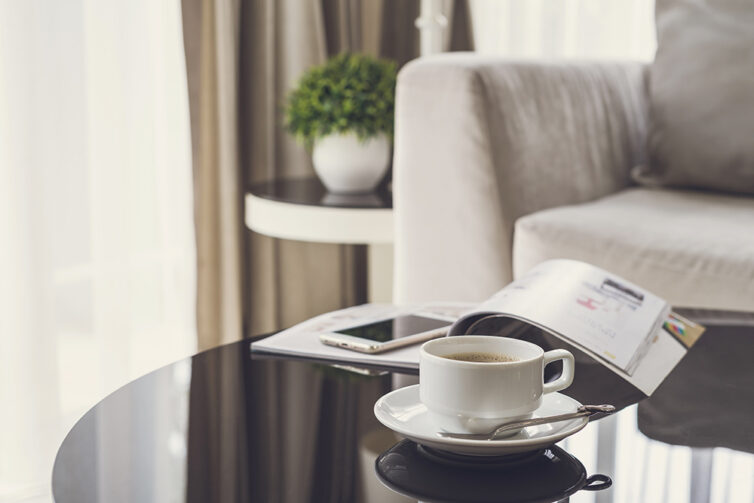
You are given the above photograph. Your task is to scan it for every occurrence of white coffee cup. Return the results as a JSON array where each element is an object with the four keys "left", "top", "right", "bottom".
[{"left": 419, "top": 336, "right": 575, "bottom": 434}]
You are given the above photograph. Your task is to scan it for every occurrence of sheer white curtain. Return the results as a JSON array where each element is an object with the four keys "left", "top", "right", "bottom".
[
  {"left": 0, "top": 1, "right": 196, "bottom": 501},
  {"left": 469, "top": 0, "right": 656, "bottom": 60}
]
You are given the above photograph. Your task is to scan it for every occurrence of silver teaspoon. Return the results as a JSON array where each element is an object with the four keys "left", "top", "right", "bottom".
[{"left": 437, "top": 404, "right": 616, "bottom": 441}]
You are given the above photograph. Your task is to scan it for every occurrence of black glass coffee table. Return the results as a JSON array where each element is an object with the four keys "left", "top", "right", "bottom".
[{"left": 52, "top": 319, "right": 754, "bottom": 502}]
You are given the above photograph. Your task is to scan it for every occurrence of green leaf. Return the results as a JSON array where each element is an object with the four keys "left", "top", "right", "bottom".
[{"left": 284, "top": 52, "right": 397, "bottom": 148}]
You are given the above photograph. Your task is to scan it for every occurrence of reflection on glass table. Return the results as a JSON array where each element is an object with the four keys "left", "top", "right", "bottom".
[
  {"left": 376, "top": 440, "right": 612, "bottom": 502},
  {"left": 53, "top": 320, "right": 754, "bottom": 503}
]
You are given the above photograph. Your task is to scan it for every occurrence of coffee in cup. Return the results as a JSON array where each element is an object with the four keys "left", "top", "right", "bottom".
[
  {"left": 443, "top": 352, "right": 518, "bottom": 363},
  {"left": 419, "top": 336, "right": 575, "bottom": 435}
]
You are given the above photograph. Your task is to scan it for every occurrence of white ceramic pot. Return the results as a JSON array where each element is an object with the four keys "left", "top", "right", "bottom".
[{"left": 312, "top": 132, "right": 390, "bottom": 193}]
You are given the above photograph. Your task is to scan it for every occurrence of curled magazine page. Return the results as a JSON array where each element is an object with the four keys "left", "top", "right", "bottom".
[{"left": 452, "top": 260, "right": 670, "bottom": 374}]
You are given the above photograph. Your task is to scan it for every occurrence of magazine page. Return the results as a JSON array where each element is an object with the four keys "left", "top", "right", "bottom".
[
  {"left": 452, "top": 259, "right": 671, "bottom": 374},
  {"left": 250, "top": 260, "right": 700, "bottom": 395},
  {"left": 252, "top": 302, "right": 698, "bottom": 395}
]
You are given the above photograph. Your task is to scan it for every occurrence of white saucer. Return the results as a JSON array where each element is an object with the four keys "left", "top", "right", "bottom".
[{"left": 374, "top": 385, "right": 588, "bottom": 456}]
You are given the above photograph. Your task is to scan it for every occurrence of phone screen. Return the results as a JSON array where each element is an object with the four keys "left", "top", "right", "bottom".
[{"left": 335, "top": 315, "right": 451, "bottom": 343}]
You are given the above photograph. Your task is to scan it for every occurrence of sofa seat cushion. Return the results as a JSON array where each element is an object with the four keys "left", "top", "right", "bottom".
[{"left": 513, "top": 188, "right": 754, "bottom": 311}]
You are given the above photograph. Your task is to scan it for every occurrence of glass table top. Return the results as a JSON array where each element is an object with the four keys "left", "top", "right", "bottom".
[
  {"left": 52, "top": 322, "right": 754, "bottom": 502},
  {"left": 248, "top": 176, "right": 393, "bottom": 209}
]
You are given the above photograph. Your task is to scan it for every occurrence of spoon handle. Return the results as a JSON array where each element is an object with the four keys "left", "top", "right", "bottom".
[{"left": 438, "top": 404, "right": 615, "bottom": 441}]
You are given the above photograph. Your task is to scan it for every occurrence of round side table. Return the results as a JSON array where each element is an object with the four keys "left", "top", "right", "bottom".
[{"left": 245, "top": 176, "right": 394, "bottom": 301}]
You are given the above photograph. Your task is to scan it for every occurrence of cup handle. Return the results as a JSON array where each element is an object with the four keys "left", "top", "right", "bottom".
[{"left": 542, "top": 349, "right": 575, "bottom": 394}]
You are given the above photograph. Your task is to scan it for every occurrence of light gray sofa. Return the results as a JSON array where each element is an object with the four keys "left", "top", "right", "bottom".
[{"left": 392, "top": 54, "right": 754, "bottom": 312}]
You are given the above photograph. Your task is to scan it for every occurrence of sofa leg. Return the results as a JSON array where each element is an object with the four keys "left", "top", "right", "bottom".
[
  {"left": 595, "top": 414, "right": 618, "bottom": 503},
  {"left": 690, "top": 448, "right": 713, "bottom": 503}
]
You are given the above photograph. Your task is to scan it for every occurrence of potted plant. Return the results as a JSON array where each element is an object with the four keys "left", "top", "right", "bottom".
[{"left": 285, "top": 53, "right": 397, "bottom": 193}]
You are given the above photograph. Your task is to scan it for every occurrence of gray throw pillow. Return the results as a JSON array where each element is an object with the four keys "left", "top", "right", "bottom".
[{"left": 634, "top": 0, "right": 754, "bottom": 194}]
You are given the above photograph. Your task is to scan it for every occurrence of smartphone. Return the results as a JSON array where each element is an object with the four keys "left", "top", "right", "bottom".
[{"left": 319, "top": 314, "right": 453, "bottom": 354}]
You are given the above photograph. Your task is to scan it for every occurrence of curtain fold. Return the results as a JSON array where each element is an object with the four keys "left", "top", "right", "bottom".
[
  {"left": 240, "top": 2, "right": 356, "bottom": 339},
  {"left": 183, "top": 0, "right": 473, "bottom": 349},
  {"left": 180, "top": 2, "right": 470, "bottom": 500},
  {"left": 182, "top": 0, "right": 244, "bottom": 350}
]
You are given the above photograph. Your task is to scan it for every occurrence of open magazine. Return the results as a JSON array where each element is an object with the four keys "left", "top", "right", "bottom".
[{"left": 251, "top": 259, "right": 704, "bottom": 395}]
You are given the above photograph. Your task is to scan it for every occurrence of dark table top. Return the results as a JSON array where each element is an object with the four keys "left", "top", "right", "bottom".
[
  {"left": 248, "top": 176, "right": 393, "bottom": 209},
  {"left": 52, "top": 321, "right": 754, "bottom": 503}
]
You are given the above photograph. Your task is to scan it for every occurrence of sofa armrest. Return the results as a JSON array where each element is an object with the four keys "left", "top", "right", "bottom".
[{"left": 393, "top": 54, "right": 648, "bottom": 303}]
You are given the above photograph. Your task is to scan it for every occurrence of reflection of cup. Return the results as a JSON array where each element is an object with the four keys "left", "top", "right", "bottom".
[
  {"left": 375, "top": 440, "right": 613, "bottom": 503},
  {"left": 419, "top": 336, "right": 575, "bottom": 434}
]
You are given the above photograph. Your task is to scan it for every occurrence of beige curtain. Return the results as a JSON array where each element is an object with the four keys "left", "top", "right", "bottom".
[
  {"left": 183, "top": 0, "right": 472, "bottom": 350},
  {"left": 181, "top": 1, "right": 471, "bottom": 501},
  {"left": 240, "top": 0, "right": 394, "bottom": 342},
  {"left": 182, "top": 0, "right": 243, "bottom": 350}
]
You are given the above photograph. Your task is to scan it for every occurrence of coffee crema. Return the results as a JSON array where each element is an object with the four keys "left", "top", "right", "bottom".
[{"left": 443, "top": 352, "right": 518, "bottom": 363}]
